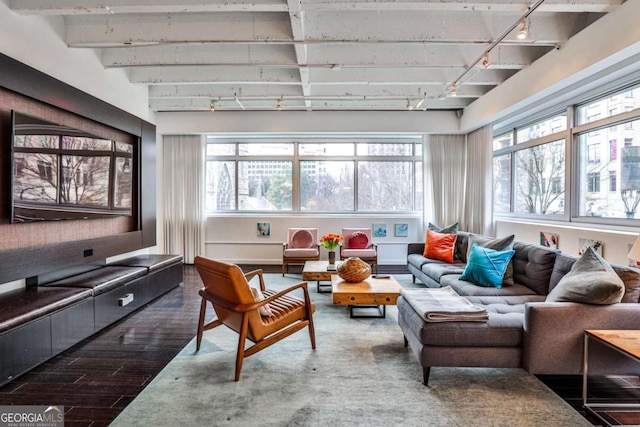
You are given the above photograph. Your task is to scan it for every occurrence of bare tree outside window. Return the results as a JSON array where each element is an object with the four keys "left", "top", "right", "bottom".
[{"left": 515, "top": 140, "right": 565, "bottom": 214}]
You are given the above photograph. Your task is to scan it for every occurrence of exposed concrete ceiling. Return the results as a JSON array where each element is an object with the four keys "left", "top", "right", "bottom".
[{"left": 9, "top": 0, "right": 626, "bottom": 113}]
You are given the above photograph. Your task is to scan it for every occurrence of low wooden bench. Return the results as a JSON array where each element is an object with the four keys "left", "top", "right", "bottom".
[{"left": 0, "top": 254, "right": 183, "bottom": 386}]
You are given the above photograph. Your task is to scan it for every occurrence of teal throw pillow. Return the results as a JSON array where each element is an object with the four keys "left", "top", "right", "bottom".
[{"left": 460, "top": 243, "right": 515, "bottom": 288}]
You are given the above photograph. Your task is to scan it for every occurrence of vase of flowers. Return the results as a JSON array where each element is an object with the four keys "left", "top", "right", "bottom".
[{"left": 320, "top": 233, "right": 343, "bottom": 264}]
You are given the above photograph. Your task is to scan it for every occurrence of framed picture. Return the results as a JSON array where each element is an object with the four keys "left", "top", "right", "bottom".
[
  {"left": 578, "top": 238, "right": 603, "bottom": 256},
  {"left": 373, "top": 223, "right": 387, "bottom": 237},
  {"left": 257, "top": 222, "right": 271, "bottom": 237},
  {"left": 395, "top": 223, "right": 409, "bottom": 237},
  {"left": 540, "top": 231, "right": 558, "bottom": 249}
]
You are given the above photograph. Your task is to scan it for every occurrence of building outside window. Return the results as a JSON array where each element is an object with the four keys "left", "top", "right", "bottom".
[{"left": 205, "top": 137, "right": 423, "bottom": 213}]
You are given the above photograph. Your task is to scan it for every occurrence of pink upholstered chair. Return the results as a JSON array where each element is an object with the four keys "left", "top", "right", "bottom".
[
  {"left": 340, "top": 228, "right": 378, "bottom": 274},
  {"left": 282, "top": 228, "right": 320, "bottom": 276}
]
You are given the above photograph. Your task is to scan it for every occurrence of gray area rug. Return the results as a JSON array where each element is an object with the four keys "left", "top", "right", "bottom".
[{"left": 111, "top": 274, "right": 589, "bottom": 427}]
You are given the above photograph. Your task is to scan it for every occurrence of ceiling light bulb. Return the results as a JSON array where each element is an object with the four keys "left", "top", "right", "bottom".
[
  {"left": 209, "top": 100, "right": 215, "bottom": 112},
  {"left": 406, "top": 100, "right": 413, "bottom": 110},
  {"left": 517, "top": 20, "right": 528, "bottom": 40},
  {"left": 450, "top": 84, "right": 457, "bottom": 97},
  {"left": 481, "top": 54, "right": 490, "bottom": 69}
]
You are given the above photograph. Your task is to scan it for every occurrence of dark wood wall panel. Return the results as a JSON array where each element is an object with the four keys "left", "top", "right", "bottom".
[{"left": 0, "top": 53, "right": 156, "bottom": 285}]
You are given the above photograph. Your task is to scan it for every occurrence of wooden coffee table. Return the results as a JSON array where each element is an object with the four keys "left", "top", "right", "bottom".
[
  {"left": 302, "top": 260, "right": 338, "bottom": 293},
  {"left": 331, "top": 275, "right": 402, "bottom": 318}
]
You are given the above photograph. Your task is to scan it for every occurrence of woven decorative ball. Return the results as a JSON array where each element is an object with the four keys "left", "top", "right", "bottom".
[{"left": 337, "top": 257, "right": 371, "bottom": 282}]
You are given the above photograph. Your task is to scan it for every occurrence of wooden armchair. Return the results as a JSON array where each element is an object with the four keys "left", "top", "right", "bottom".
[
  {"left": 194, "top": 256, "right": 316, "bottom": 381},
  {"left": 282, "top": 228, "right": 320, "bottom": 276},
  {"left": 340, "top": 227, "right": 378, "bottom": 274}
]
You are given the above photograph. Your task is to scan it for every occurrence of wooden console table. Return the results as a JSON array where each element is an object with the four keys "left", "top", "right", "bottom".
[{"left": 583, "top": 329, "right": 640, "bottom": 426}]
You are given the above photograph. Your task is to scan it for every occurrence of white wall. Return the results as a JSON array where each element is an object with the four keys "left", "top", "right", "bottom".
[
  {"left": 206, "top": 215, "right": 423, "bottom": 265},
  {"left": 0, "top": 1, "right": 149, "bottom": 121},
  {"left": 496, "top": 219, "right": 637, "bottom": 266}
]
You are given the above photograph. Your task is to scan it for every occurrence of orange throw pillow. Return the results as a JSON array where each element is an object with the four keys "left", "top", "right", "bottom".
[{"left": 423, "top": 229, "right": 457, "bottom": 263}]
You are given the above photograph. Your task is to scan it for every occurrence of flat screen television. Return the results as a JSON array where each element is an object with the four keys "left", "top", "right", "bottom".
[{"left": 10, "top": 111, "right": 134, "bottom": 223}]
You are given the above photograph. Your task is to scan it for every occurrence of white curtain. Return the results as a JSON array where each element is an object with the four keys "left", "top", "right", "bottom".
[
  {"left": 162, "top": 135, "right": 206, "bottom": 264},
  {"left": 463, "top": 125, "right": 494, "bottom": 235},
  {"left": 424, "top": 134, "right": 467, "bottom": 230},
  {"left": 424, "top": 126, "right": 494, "bottom": 236}
]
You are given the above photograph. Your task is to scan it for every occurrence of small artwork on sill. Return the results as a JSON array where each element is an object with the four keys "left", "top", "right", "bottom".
[
  {"left": 540, "top": 231, "right": 559, "bottom": 250},
  {"left": 373, "top": 223, "right": 387, "bottom": 237},
  {"left": 395, "top": 223, "right": 409, "bottom": 237},
  {"left": 257, "top": 222, "right": 271, "bottom": 237},
  {"left": 578, "top": 238, "right": 603, "bottom": 257}
]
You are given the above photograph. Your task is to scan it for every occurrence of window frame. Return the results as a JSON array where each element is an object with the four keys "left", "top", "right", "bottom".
[
  {"left": 205, "top": 136, "right": 423, "bottom": 215},
  {"left": 493, "top": 80, "right": 640, "bottom": 227}
]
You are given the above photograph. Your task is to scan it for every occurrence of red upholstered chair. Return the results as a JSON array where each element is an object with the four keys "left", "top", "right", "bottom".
[
  {"left": 340, "top": 228, "right": 378, "bottom": 274},
  {"left": 194, "top": 256, "right": 316, "bottom": 381},
  {"left": 282, "top": 228, "right": 320, "bottom": 276}
]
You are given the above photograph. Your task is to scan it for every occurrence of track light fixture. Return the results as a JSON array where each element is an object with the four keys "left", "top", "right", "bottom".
[
  {"left": 449, "top": 84, "right": 457, "bottom": 97},
  {"left": 406, "top": 99, "right": 413, "bottom": 110},
  {"left": 517, "top": 19, "right": 528, "bottom": 40},
  {"left": 209, "top": 100, "right": 216, "bottom": 112},
  {"left": 275, "top": 96, "right": 283, "bottom": 111}
]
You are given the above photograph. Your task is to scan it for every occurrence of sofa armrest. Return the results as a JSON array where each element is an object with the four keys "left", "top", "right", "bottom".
[
  {"left": 524, "top": 302, "right": 640, "bottom": 375},
  {"left": 408, "top": 243, "right": 425, "bottom": 256}
]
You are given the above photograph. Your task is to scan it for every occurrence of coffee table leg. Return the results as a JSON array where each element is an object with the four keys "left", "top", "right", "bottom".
[
  {"left": 349, "top": 305, "right": 385, "bottom": 318},
  {"left": 316, "top": 281, "right": 332, "bottom": 294}
]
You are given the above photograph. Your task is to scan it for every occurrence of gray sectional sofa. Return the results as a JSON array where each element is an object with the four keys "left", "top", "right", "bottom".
[{"left": 400, "top": 231, "right": 640, "bottom": 385}]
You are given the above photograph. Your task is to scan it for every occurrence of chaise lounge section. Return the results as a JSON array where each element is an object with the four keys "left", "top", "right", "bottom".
[{"left": 400, "top": 232, "right": 640, "bottom": 385}]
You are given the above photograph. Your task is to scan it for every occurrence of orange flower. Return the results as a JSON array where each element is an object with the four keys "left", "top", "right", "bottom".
[{"left": 320, "top": 233, "right": 343, "bottom": 251}]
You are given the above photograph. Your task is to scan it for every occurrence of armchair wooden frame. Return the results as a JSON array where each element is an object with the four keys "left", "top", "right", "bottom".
[{"left": 195, "top": 257, "right": 316, "bottom": 381}]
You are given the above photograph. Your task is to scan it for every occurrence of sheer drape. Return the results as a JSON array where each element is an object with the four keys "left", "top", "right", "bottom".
[
  {"left": 463, "top": 125, "right": 494, "bottom": 235},
  {"left": 162, "top": 135, "right": 206, "bottom": 264},
  {"left": 425, "top": 126, "right": 494, "bottom": 236},
  {"left": 425, "top": 134, "right": 467, "bottom": 229}
]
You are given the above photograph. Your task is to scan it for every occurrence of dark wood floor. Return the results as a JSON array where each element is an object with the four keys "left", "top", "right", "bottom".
[{"left": 0, "top": 264, "right": 638, "bottom": 426}]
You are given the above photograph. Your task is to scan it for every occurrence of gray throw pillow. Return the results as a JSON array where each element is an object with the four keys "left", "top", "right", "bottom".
[
  {"left": 466, "top": 234, "right": 515, "bottom": 286},
  {"left": 546, "top": 247, "right": 624, "bottom": 304},
  {"left": 428, "top": 222, "right": 458, "bottom": 234}
]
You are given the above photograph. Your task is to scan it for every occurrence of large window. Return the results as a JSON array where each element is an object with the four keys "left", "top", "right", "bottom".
[
  {"left": 206, "top": 138, "right": 422, "bottom": 213},
  {"left": 493, "top": 114, "right": 567, "bottom": 217},
  {"left": 494, "top": 82, "right": 640, "bottom": 223}
]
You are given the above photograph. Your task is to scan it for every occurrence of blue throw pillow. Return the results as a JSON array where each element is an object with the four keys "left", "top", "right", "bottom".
[{"left": 460, "top": 243, "right": 515, "bottom": 288}]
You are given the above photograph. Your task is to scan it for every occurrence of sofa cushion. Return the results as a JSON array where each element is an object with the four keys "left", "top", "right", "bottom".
[
  {"left": 407, "top": 253, "right": 431, "bottom": 270},
  {"left": 428, "top": 222, "right": 458, "bottom": 234},
  {"left": 467, "top": 234, "right": 515, "bottom": 286},
  {"left": 546, "top": 247, "right": 625, "bottom": 304},
  {"left": 440, "top": 274, "right": 538, "bottom": 297},
  {"left": 550, "top": 252, "right": 640, "bottom": 303},
  {"left": 460, "top": 244, "right": 515, "bottom": 288},
  {"left": 44, "top": 266, "right": 148, "bottom": 296},
  {"left": 284, "top": 248, "right": 319, "bottom": 257},
  {"left": 511, "top": 242, "right": 558, "bottom": 295},
  {"left": 424, "top": 229, "right": 456, "bottom": 263},
  {"left": 397, "top": 297, "right": 524, "bottom": 347},
  {"left": 421, "top": 262, "right": 466, "bottom": 283}
]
